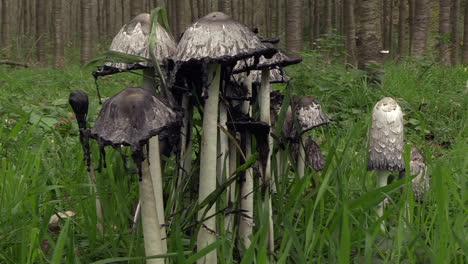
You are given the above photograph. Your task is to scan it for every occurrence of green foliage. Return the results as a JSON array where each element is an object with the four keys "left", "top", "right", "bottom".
[{"left": 0, "top": 57, "right": 466, "bottom": 263}]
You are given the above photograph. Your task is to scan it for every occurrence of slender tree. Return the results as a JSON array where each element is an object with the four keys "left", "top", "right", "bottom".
[
  {"left": 439, "top": 0, "right": 451, "bottom": 65},
  {"left": 53, "top": 0, "right": 64, "bottom": 67},
  {"left": 344, "top": 0, "right": 357, "bottom": 66},
  {"left": 36, "top": 0, "right": 48, "bottom": 64},
  {"left": 397, "top": 0, "right": 407, "bottom": 58},
  {"left": 450, "top": 0, "right": 460, "bottom": 65},
  {"left": 80, "top": 0, "right": 93, "bottom": 65},
  {"left": 410, "top": 0, "right": 429, "bottom": 57},
  {"left": 286, "top": 0, "right": 304, "bottom": 51},
  {"left": 1, "top": 0, "right": 9, "bottom": 52},
  {"left": 356, "top": 0, "right": 383, "bottom": 75},
  {"left": 408, "top": 0, "right": 415, "bottom": 54},
  {"left": 463, "top": 0, "right": 468, "bottom": 63}
]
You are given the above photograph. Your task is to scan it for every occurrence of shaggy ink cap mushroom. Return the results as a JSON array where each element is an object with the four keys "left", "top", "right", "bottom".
[
  {"left": 175, "top": 12, "right": 276, "bottom": 65},
  {"left": 271, "top": 94, "right": 331, "bottom": 140},
  {"left": 399, "top": 147, "right": 429, "bottom": 201},
  {"left": 368, "top": 97, "right": 404, "bottom": 172},
  {"left": 233, "top": 49, "right": 302, "bottom": 74},
  {"left": 69, "top": 90, "right": 89, "bottom": 130},
  {"left": 292, "top": 136, "right": 326, "bottom": 172},
  {"left": 89, "top": 87, "right": 181, "bottom": 178},
  {"left": 228, "top": 69, "right": 290, "bottom": 101},
  {"left": 93, "top": 13, "right": 176, "bottom": 77}
]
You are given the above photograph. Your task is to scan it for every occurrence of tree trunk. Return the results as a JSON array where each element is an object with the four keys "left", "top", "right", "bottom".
[
  {"left": 398, "top": 0, "right": 407, "bottom": 58},
  {"left": 286, "top": 0, "right": 304, "bottom": 52},
  {"left": 450, "top": 0, "right": 460, "bottom": 65},
  {"left": 344, "top": 0, "right": 357, "bottom": 66},
  {"left": 407, "top": 0, "right": 414, "bottom": 55},
  {"left": 36, "top": 0, "right": 48, "bottom": 64},
  {"left": 53, "top": 0, "right": 64, "bottom": 67},
  {"left": 80, "top": 0, "right": 93, "bottom": 65},
  {"left": 356, "top": 0, "right": 383, "bottom": 75},
  {"left": 219, "top": 0, "right": 232, "bottom": 15},
  {"left": 1, "top": 0, "right": 10, "bottom": 51},
  {"left": 463, "top": 0, "right": 468, "bottom": 63},
  {"left": 131, "top": 0, "right": 143, "bottom": 17},
  {"left": 313, "top": 0, "right": 321, "bottom": 49},
  {"left": 410, "top": 0, "right": 429, "bottom": 57},
  {"left": 439, "top": 0, "right": 451, "bottom": 65}
]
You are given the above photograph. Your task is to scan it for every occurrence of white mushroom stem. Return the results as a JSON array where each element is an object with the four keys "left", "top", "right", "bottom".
[
  {"left": 259, "top": 68, "right": 274, "bottom": 254},
  {"left": 87, "top": 166, "right": 104, "bottom": 233},
  {"left": 297, "top": 134, "right": 307, "bottom": 178},
  {"left": 172, "top": 94, "right": 193, "bottom": 214},
  {"left": 238, "top": 73, "right": 253, "bottom": 251},
  {"left": 376, "top": 171, "right": 389, "bottom": 231},
  {"left": 142, "top": 67, "right": 167, "bottom": 248},
  {"left": 218, "top": 101, "right": 231, "bottom": 232},
  {"left": 197, "top": 63, "right": 221, "bottom": 264},
  {"left": 140, "top": 156, "right": 165, "bottom": 264},
  {"left": 148, "top": 136, "right": 167, "bottom": 252},
  {"left": 226, "top": 132, "right": 238, "bottom": 232}
]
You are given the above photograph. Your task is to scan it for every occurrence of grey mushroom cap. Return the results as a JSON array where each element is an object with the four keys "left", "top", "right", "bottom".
[
  {"left": 90, "top": 87, "right": 181, "bottom": 149},
  {"left": 69, "top": 90, "right": 89, "bottom": 129},
  {"left": 233, "top": 49, "right": 302, "bottom": 73},
  {"left": 399, "top": 147, "right": 429, "bottom": 201},
  {"left": 293, "top": 136, "right": 326, "bottom": 171},
  {"left": 234, "top": 68, "right": 291, "bottom": 85},
  {"left": 368, "top": 97, "right": 404, "bottom": 172},
  {"left": 270, "top": 93, "right": 331, "bottom": 139},
  {"left": 104, "top": 13, "right": 176, "bottom": 71},
  {"left": 174, "top": 12, "right": 276, "bottom": 65}
]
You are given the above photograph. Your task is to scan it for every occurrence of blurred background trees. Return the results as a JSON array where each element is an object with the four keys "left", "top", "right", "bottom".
[{"left": 0, "top": 0, "right": 467, "bottom": 68}]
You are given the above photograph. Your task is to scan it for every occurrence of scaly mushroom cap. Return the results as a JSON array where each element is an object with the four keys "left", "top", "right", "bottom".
[
  {"left": 233, "top": 49, "right": 302, "bottom": 73},
  {"left": 90, "top": 87, "right": 180, "bottom": 149},
  {"left": 175, "top": 12, "right": 276, "bottom": 65},
  {"left": 104, "top": 13, "right": 176, "bottom": 71},
  {"left": 234, "top": 68, "right": 290, "bottom": 85},
  {"left": 69, "top": 90, "right": 89, "bottom": 129},
  {"left": 368, "top": 97, "right": 404, "bottom": 172},
  {"left": 292, "top": 136, "right": 326, "bottom": 171},
  {"left": 399, "top": 147, "right": 429, "bottom": 201}
]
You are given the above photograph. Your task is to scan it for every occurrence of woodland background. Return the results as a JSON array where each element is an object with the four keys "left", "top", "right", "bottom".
[{"left": 0, "top": 0, "right": 467, "bottom": 70}]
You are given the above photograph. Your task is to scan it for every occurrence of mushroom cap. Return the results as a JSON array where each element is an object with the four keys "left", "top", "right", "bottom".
[
  {"left": 399, "top": 147, "right": 429, "bottom": 201},
  {"left": 234, "top": 68, "right": 290, "bottom": 85},
  {"left": 292, "top": 136, "right": 326, "bottom": 172},
  {"left": 409, "top": 147, "right": 429, "bottom": 201},
  {"left": 90, "top": 87, "right": 180, "bottom": 149},
  {"left": 368, "top": 97, "right": 404, "bottom": 172},
  {"left": 233, "top": 49, "right": 302, "bottom": 73},
  {"left": 104, "top": 13, "right": 176, "bottom": 71},
  {"left": 174, "top": 12, "right": 276, "bottom": 65},
  {"left": 69, "top": 90, "right": 89, "bottom": 129},
  {"left": 270, "top": 93, "right": 330, "bottom": 139}
]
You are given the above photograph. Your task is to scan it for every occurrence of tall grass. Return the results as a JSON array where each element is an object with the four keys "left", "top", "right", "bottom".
[{"left": 0, "top": 56, "right": 466, "bottom": 263}]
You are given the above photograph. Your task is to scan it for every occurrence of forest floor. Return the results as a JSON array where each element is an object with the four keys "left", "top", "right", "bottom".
[{"left": 0, "top": 55, "right": 466, "bottom": 263}]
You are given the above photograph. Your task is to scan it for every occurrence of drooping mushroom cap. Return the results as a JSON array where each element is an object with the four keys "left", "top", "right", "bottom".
[
  {"left": 399, "top": 147, "right": 429, "bottom": 201},
  {"left": 175, "top": 12, "right": 276, "bottom": 65},
  {"left": 89, "top": 87, "right": 181, "bottom": 177},
  {"left": 98, "top": 13, "right": 176, "bottom": 74},
  {"left": 292, "top": 136, "right": 326, "bottom": 172},
  {"left": 90, "top": 87, "right": 180, "bottom": 148},
  {"left": 281, "top": 96, "right": 331, "bottom": 139},
  {"left": 234, "top": 68, "right": 291, "bottom": 85},
  {"left": 233, "top": 49, "right": 302, "bottom": 73},
  {"left": 368, "top": 97, "right": 404, "bottom": 172},
  {"left": 69, "top": 90, "right": 89, "bottom": 129}
]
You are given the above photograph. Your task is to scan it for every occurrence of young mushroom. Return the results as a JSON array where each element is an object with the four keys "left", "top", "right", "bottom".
[
  {"left": 88, "top": 87, "right": 181, "bottom": 263},
  {"left": 368, "top": 97, "right": 404, "bottom": 230},
  {"left": 69, "top": 90, "right": 104, "bottom": 233},
  {"left": 174, "top": 12, "right": 275, "bottom": 261},
  {"left": 399, "top": 147, "right": 429, "bottom": 201}
]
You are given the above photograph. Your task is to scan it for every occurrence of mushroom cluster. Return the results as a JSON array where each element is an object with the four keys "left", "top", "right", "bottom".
[{"left": 69, "top": 9, "right": 332, "bottom": 264}]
